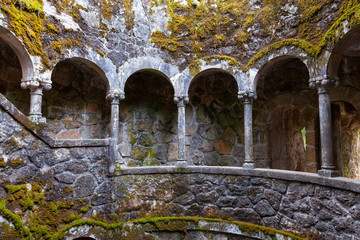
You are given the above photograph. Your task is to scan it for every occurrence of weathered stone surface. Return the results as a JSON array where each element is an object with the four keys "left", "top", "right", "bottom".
[
  {"left": 199, "top": 139, "right": 215, "bottom": 152},
  {"left": 196, "top": 190, "right": 219, "bottom": 203},
  {"left": 57, "top": 129, "right": 80, "bottom": 139},
  {"left": 350, "top": 205, "right": 360, "bottom": 220},
  {"left": 294, "top": 212, "right": 317, "bottom": 228},
  {"left": 200, "top": 126, "right": 222, "bottom": 140},
  {"left": 216, "top": 140, "right": 232, "bottom": 154},
  {"left": 222, "top": 127, "right": 237, "bottom": 144},
  {"left": 234, "top": 208, "right": 261, "bottom": 224},
  {"left": 202, "top": 205, "right": 219, "bottom": 218},
  {"left": 64, "top": 160, "right": 89, "bottom": 174},
  {"left": 55, "top": 173, "right": 77, "bottom": 184},
  {"left": 138, "top": 132, "right": 154, "bottom": 146},
  {"left": 74, "top": 174, "right": 97, "bottom": 197},
  {"left": 203, "top": 152, "right": 219, "bottom": 166},
  {"left": 62, "top": 117, "right": 81, "bottom": 129},
  {"left": 119, "top": 143, "right": 132, "bottom": 157},
  {"left": 190, "top": 149, "right": 203, "bottom": 165},
  {"left": 254, "top": 200, "right": 276, "bottom": 217},
  {"left": 167, "top": 143, "right": 178, "bottom": 161},
  {"left": 173, "top": 192, "right": 195, "bottom": 205},
  {"left": 45, "top": 149, "right": 71, "bottom": 166},
  {"left": 91, "top": 193, "right": 112, "bottom": 206}
]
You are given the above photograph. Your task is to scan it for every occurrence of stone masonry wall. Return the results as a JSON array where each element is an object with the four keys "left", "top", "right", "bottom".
[
  {"left": 1, "top": 98, "right": 360, "bottom": 239},
  {"left": 187, "top": 71, "right": 245, "bottom": 166},
  {"left": 114, "top": 170, "right": 360, "bottom": 240},
  {"left": 43, "top": 60, "right": 110, "bottom": 140},
  {"left": 0, "top": 106, "right": 110, "bottom": 211}
]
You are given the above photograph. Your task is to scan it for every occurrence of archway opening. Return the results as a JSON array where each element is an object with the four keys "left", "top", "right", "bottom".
[
  {"left": 0, "top": 38, "right": 29, "bottom": 113},
  {"left": 43, "top": 59, "right": 110, "bottom": 139},
  {"left": 120, "top": 70, "right": 176, "bottom": 166},
  {"left": 255, "top": 57, "right": 319, "bottom": 171},
  {"left": 187, "top": 69, "right": 242, "bottom": 166},
  {"left": 334, "top": 35, "right": 360, "bottom": 178}
]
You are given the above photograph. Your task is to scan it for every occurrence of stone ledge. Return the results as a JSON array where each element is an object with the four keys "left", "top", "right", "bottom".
[
  {"left": 115, "top": 166, "right": 360, "bottom": 193},
  {"left": 0, "top": 93, "right": 109, "bottom": 148}
]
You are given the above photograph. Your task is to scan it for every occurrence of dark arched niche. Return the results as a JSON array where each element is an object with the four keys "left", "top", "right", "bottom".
[
  {"left": 120, "top": 70, "right": 176, "bottom": 166},
  {"left": 187, "top": 69, "right": 242, "bottom": 166},
  {"left": 255, "top": 57, "right": 319, "bottom": 171},
  {"left": 43, "top": 59, "right": 110, "bottom": 139},
  {"left": 331, "top": 26, "right": 360, "bottom": 178},
  {"left": 0, "top": 38, "right": 29, "bottom": 113}
]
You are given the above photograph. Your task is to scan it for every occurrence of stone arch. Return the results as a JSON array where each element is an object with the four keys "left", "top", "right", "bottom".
[
  {"left": 55, "top": 46, "right": 119, "bottom": 90},
  {"left": 183, "top": 60, "right": 243, "bottom": 96},
  {"left": 119, "top": 56, "right": 180, "bottom": 95},
  {"left": 0, "top": 26, "right": 34, "bottom": 114},
  {"left": 253, "top": 55, "right": 310, "bottom": 91},
  {"left": 327, "top": 25, "right": 360, "bottom": 77},
  {"left": 68, "top": 57, "right": 110, "bottom": 91},
  {"left": 249, "top": 46, "right": 312, "bottom": 90},
  {"left": 253, "top": 57, "right": 319, "bottom": 171},
  {"left": 43, "top": 58, "right": 111, "bottom": 139},
  {"left": 119, "top": 69, "right": 177, "bottom": 166},
  {"left": 0, "top": 26, "right": 34, "bottom": 81},
  {"left": 328, "top": 27, "right": 360, "bottom": 178},
  {"left": 122, "top": 68, "right": 175, "bottom": 99},
  {"left": 187, "top": 68, "right": 243, "bottom": 166}
]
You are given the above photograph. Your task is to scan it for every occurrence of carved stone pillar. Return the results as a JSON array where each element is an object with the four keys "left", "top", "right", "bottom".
[
  {"left": 21, "top": 76, "right": 52, "bottom": 123},
  {"left": 239, "top": 91, "right": 256, "bottom": 169},
  {"left": 309, "top": 75, "right": 340, "bottom": 177},
  {"left": 106, "top": 89, "right": 125, "bottom": 174},
  {"left": 174, "top": 95, "right": 189, "bottom": 166}
]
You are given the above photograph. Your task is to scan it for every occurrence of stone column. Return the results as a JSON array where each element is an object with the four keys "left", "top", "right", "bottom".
[
  {"left": 106, "top": 89, "right": 125, "bottom": 174},
  {"left": 239, "top": 91, "right": 256, "bottom": 169},
  {"left": 21, "top": 76, "right": 52, "bottom": 123},
  {"left": 174, "top": 95, "right": 189, "bottom": 166},
  {"left": 309, "top": 75, "right": 340, "bottom": 177}
]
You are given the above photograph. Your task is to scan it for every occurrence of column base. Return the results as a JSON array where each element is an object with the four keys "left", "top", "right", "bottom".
[
  {"left": 176, "top": 160, "right": 187, "bottom": 166},
  {"left": 28, "top": 115, "right": 46, "bottom": 123},
  {"left": 318, "top": 169, "right": 340, "bottom": 177},
  {"left": 243, "top": 162, "right": 255, "bottom": 169}
]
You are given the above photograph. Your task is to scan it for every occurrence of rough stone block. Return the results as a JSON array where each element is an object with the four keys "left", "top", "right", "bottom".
[
  {"left": 216, "top": 140, "right": 232, "bottom": 154},
  {"left": 62, "top": 116, "right": 81, "bottom": 129},
  {"left": 74, "top": 174, "right": 97, "bottom": 198},
  {"left": 199, "top": 139, "right": 215, "bottom": 152},
  {"left": 57, "top": 129, "right": 80, "bottom": 139},
  {"left": 254, "top": 200, "right": 276, "bottom": 217}
]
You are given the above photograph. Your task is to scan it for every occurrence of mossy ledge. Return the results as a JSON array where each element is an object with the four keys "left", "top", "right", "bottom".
[
  {"left": 0, "top": 203, "right": 307, "bottom": 240},
  {"left": 243, "top": 3, "right": 360, "bottom": 71}
]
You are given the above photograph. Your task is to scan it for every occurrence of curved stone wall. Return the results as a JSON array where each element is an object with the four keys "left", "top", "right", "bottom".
[
  {"left": 114, "top": 167, "right": 360, "bottom": 239},
  {"left": 1, "top": 95, "right": 360, "bottom": 239}
]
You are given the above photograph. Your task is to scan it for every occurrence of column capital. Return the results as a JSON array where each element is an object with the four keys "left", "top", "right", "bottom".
[
  {"left": 309, "top": 75, "right": 339, "bottom": 94},
  {"left": 238, "top": 91, "right": 256, "bottom": 103},
  {"left": 106, "top": 89, "right": 125, "bottom": 103},
  {"left": 21, "top": 76, "right": 52, "bottom": 91},
  {"left": 174, "top": 95, "right": 189, "bottom": 107}
]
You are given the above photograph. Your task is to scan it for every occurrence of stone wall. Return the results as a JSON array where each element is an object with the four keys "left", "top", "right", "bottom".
[
  {"left": 187, "top": 70, "right": 244, "bottom": 166},
  {"left": 43, "top": 60, "right": 110, "bottom": 140},
  {"left": 115, "top": 168, "right": 360, "bottom": 240},
  {"left": 1, "top": 98, "right": 360, "bottom": 239},
  {"left": 118, "top": 71, "right": 178, "bottom": 166}
]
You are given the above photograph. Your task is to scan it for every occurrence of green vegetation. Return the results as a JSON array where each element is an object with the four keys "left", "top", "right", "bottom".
[{"left": 149, "top": 0, "right": 360, "bottom": 73}]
